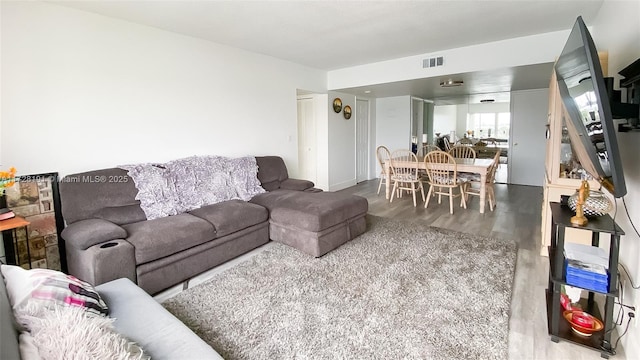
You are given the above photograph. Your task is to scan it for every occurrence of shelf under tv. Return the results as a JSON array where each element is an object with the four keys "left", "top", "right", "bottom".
[{"left": 545, "top": 290, "right": 612, "bottom": 358}]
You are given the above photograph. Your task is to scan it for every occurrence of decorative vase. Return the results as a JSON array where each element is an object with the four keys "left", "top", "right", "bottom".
[{"left": 568, "top": 190, "right": 613, "bottom": 217}]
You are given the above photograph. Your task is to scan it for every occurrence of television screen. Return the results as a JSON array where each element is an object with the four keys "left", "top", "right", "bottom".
[{"left": 555, "top": 16, "right": 627, "bottom": 198}]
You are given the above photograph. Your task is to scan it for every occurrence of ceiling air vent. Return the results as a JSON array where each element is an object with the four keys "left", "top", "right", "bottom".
[{"left": 422, "top": 56, "right": 444, "bottom": 68}]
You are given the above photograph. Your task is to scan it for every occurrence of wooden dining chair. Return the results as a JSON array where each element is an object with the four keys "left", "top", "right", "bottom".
[
  {"left": 422, "top": 144, "right": 440, "bottom": 155},
  {"left": 448, "top": 145, "right": 477, "bottom": 159},
  {"left": 461, "top": 150, "right": 501, "bottom": 211},
  {"left": 423, "top": 150, "right": 467, "bottom": 214},
  {"left": 389, "top": 149, "right": 425, "bottom": 207},
  {"left": 442, "top": 136, "right": 452, "bottom": 151},
  {"left": 375, "top": 145, "right": 392, "bottom": 195}
]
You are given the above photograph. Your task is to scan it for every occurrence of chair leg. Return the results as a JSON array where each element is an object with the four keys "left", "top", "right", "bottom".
[
  {"left": 411, "top": 182, "right": 417, "bottom": 207},
  {"left": 448, "top": 188, "right": 454, "bottom": 214},
  {"left": 424, "top": 185, "right": 433, "bottom": 208},
  {"left": 419, "top": 182, "right": 426, "bottom": 202},
  {"left": 390, "top": 181, "right": 398, "bottom": 203},
  {"left": 488, "top": 186, "right": 495, "bottom": 211},
  {"left": 460, "top": 184, "right": 467, "bottom": 209},
  {"left": 377, "top": 177, "right": 383, "bottom": 195}
]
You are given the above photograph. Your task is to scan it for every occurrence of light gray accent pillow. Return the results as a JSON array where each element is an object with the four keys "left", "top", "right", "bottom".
[
  {"left": 119, "top": 164, "right": 180, "bottom": 220},
  {"left": 21, "top": 306, "right": 148, "bottom": 360},
  {"left": 228, "top": 156, "right": 266, "bottom": 201}
]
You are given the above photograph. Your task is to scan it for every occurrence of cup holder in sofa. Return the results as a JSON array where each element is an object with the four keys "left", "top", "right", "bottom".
[{"left": 100, "top": 242, "right": 118, "bottom": 249}]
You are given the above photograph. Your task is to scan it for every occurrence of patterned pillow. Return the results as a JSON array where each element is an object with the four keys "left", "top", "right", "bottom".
[{"left": 1, "top": 265, "right": 108, "bottom": 329}]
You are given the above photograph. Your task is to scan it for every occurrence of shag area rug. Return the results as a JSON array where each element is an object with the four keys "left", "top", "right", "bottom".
[{"left": 162, "top": 215, "right": 517, "bottom": 360}]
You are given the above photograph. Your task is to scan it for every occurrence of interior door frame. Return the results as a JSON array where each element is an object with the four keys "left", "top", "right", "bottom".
[
  {"left": 296, "top": 94, "right": 317, "bottom": 185},
  {"left": 355, "top": 98, "right": 370, "bottom": 183}
]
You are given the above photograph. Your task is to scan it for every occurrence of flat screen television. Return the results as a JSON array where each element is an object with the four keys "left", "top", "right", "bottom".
[{"left": 555, "top": 16, "right": 627, "bottom": 198}]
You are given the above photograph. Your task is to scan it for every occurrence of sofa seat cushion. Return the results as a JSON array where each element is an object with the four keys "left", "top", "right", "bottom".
[
  {"left": 122, "top": 214, "right": 216, "bottom": 264},
  {"left": 188, "top": 200, "right": 268, "bottom": 237},
  {"left": 250, "top": 190, "right": 368, "bottom": 232}
]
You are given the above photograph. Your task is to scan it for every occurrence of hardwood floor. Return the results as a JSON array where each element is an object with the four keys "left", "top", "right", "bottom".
[{"left": 339, "top": 180, "right": 626, "bottom": 359}]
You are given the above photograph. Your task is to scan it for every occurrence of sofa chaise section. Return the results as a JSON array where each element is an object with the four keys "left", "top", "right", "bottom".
[{"left": 254, "top": 157, "right": 368, "bottom": 257}]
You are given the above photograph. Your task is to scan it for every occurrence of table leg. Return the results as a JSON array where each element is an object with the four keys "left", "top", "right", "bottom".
[{"left": 479, "top": 172, "right": 487, "bottom": 214}]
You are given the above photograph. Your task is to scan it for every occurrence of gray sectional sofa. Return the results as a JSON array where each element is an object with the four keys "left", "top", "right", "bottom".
[{"left": 59, "top": 156, "right": 368, "bottom": 295}]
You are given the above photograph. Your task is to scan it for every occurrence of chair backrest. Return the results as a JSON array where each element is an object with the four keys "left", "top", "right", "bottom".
[
  {"left": 422, "top": 144, "right": 440, "bottom": 156},
  {"left": 390, "top": 149, "right": 420, "bottom": 181},
  {"left": 487, "top": 150, "right": 502, "bottom": 183},
  {"left": 449, "top": 145, "right": 477, "bottom": 159},
  {"left": 376, "top": 145, "right": 391, "bottom": 174},
  {"left": 424, "top": 150, "right": 458, "bottom": 185},
  {"left": 442, "top": 136, "right": 452, "bottom": 151}
]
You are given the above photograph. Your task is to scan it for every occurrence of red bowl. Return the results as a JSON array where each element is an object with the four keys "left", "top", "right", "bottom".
[{"left": 563, "top": 310, "right": 604, "bottom": 336}]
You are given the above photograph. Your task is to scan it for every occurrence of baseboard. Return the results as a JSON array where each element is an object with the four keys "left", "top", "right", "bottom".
[{"left": 330, "top": 179, "right": 357, "bottom": 192}]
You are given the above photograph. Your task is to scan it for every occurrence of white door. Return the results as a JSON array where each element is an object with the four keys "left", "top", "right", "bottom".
[
  {"left": 356, "top": 99, "right": 369, "bottom": 182},
  {"left": 297, "top": 97, "right": 317, "bottom": 183},
  {"left": 509, "top": 89, "right": 549, "bottom": 186}
]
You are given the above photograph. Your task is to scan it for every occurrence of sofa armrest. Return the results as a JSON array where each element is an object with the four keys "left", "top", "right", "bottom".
[
  {"left": 96, "top": 278, "right": 223, "bottom": 360},
  {"left": 280, "top": 178, "right": 314, "bottom": 191},
  {"left": 62, "top": 219, "right": 127, "bottom": 250}
]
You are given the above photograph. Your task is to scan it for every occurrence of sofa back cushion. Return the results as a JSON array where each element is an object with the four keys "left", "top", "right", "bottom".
[
  {"left": 60, "top": 168, "right": 146, "bottom": 225},
  {"left": 255, "top": 156, "right": 289, "bottom": 191}
]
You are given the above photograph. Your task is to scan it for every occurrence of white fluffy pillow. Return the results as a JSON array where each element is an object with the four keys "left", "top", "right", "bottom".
[
  {"left": 21, "top": 306, "right": 148, "bottom": 360},
  {"left": 0, "top": 265, "right": 108, "bottom": 330}
]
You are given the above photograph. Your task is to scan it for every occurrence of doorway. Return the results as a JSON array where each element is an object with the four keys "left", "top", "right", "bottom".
[
  {"left": 356, "top": 99, "right": 369, "bottom": 183},
  {"left": 297, "top": 95, "right": 317, "bottom": 185},
  {"left": 432, "top": 95, "right": 511, "bottom": 183}
]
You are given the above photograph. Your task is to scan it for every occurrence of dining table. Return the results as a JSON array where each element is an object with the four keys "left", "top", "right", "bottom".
[{"left": 384, "top": 157, "right": 495, "bottom": 213}]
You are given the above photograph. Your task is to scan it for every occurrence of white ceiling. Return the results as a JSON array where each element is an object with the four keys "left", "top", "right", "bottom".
[{"left": 51, "top": 0, "right": 606, "bottom": 100}]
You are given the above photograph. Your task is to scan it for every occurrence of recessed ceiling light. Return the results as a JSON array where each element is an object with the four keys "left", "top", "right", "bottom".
[
  {"left": 440, "top": 79, "right": 464, "bottom": 87},
  {"left": 364, "top": 90, "right": 371, "bottom": 94}
]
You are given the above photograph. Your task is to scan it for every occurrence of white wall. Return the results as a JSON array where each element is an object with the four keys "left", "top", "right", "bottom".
[
  {"left": 327, "top": 30, "right": 570, "bottom": 90},
  {"left": 455, "top": 104, "right": 469, "bottom": 141},
  {"left": 327, "top": 91, "right": 356, "bottom": 191},
  {"left": 375, "top": 96, "right": 410, "bottom": 175},
  {"left": 468, "top": 102, "right": 511, "bottom": 114},
  {"left": 0, "top": 2, "right": 326, "bottom": 177},
  {"left": 433, "top": 105, "right": 457, "bottom": 138},
  {"left": 592, "top": 1, "right": 640, "bottom": 358}
]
